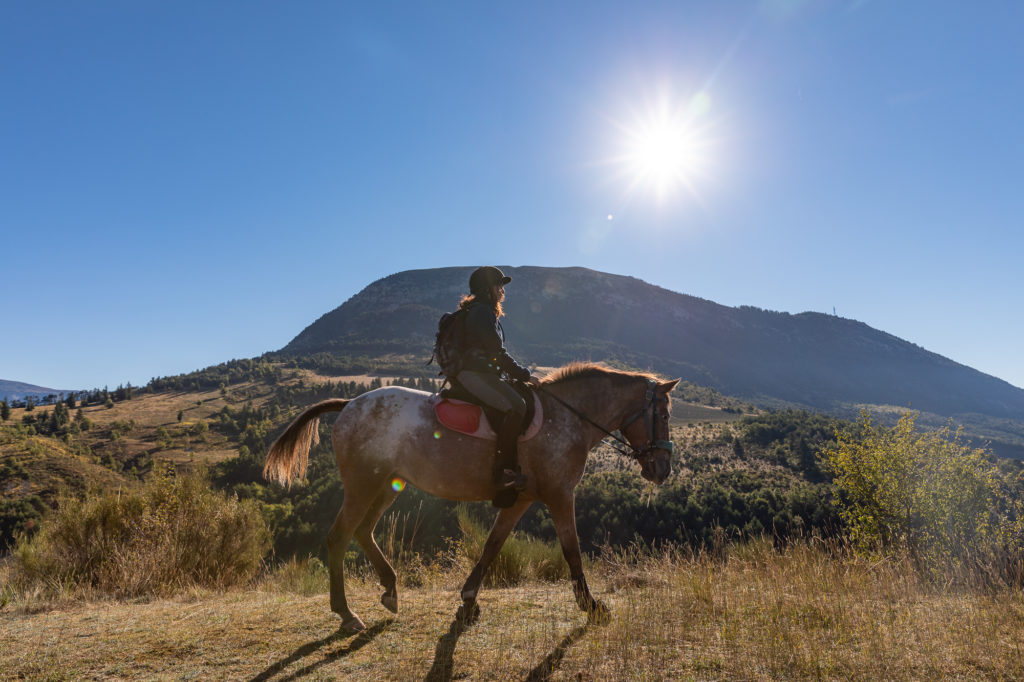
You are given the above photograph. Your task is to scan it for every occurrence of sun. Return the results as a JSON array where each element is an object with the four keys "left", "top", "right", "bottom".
[
  {"left": 611, "top": 91, "right": 716, "bottom": 203},
  {"left": 627, "top": 122, "right": 701, "bottom": 195}
]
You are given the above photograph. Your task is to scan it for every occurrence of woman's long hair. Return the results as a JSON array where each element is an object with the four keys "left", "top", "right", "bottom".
[{"left": 459, "top": 289, "right": 504, "bottom": 318}]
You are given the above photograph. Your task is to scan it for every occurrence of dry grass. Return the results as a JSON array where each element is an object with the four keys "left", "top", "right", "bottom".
[
  {"left": 2, "top": 539, "right": 1022, "bottom": 680},
  {"left": 4, "top": 380, "right": 276, "bottom": 470},
  {"left": 672, "top": 402, "right": 744, "bottom": 425}
]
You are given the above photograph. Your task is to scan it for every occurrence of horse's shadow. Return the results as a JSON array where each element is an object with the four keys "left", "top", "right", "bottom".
[
  {"left": 423, "top": 603, "right": 477, "bottom": 681},
  {"left": 524, "top": 623, "right": 589, "bottom": 681},
  {"left": 248, "top": 618, "right": 392, "bottom": 682},
  {"left": 423, "top": 604, "right": 589, "bottom": 682}
]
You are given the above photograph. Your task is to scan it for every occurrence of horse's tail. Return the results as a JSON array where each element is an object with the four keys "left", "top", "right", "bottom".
[{"left": 263, "top": 398, "right": 350, "bottom": 487}]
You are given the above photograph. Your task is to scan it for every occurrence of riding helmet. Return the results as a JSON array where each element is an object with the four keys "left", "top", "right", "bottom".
[{"left": 469, "top": 266, "right": 511, "bottom": 294}]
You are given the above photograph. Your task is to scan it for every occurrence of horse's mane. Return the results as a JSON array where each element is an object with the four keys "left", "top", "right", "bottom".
[{"left": 540, "top": 361, "right": 661, "bottom": 386}]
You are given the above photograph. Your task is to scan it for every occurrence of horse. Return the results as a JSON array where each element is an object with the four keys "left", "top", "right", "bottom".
[{"left": 263, "top": 362, "right": 679, "bottom": 634}]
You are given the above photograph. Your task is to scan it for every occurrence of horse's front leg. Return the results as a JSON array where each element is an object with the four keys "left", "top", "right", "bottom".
[
  {"left": 548, "top": 494, "right": 610, "bottom": 623},
  {"left": 459, "top": 497, "right": 532, "bottom": 619}
]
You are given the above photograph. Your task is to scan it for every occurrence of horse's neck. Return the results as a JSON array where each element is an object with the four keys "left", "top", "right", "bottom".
[{"left": 552, "top": 375, "right": 639, "bottom": 445}]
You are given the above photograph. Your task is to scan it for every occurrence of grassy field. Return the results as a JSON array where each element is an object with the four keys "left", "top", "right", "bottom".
[{"left": 3, "top": 539, "right": 1022, "bottom": 681}]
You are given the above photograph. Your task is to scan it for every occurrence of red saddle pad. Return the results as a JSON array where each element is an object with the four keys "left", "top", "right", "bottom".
[
  {"left": 432, "top": 394, "right": 543, "bottom": 441},
  {"left": 434, "top": 398, "right": 483, "bottom": 435}
]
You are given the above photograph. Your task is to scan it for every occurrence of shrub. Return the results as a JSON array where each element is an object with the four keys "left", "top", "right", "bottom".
[
  {"left": 261, "top": 556, "right": 329, "bottom": 596},
  {"left": 821, "top": 411, "right": 1024, "bottom": 585},
  {"left": 0, "top": 495, "right": 46, "bottom": 551},
  {"left": 456, "top": 507, "right": 567, "bottom": 586},
  {"left": 12, "top": 464, "right": 271, "bottom": 596}
]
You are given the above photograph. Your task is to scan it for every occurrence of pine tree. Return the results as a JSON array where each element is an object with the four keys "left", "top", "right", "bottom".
[
  {"left": 1, "top": 399, "right": 10, "bottom": 421},
  {"left": 53, "top": 401, "right": 70, "bottom": 428}
]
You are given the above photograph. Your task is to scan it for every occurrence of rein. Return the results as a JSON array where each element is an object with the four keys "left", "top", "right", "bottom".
[{"left": 538, "top": 379, "right": 674, "bottom": 461}]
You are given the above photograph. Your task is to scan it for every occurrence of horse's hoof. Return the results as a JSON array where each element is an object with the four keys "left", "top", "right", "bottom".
[
  {"left": 588, "top": 600, "right": 611, "bottom": 625},
  {"left": 339, "top": 615, "right": 366, "bottom": 635},
  {"left": 458, "top": 600, "right": 480, "bottom": 625},
  {"left": 381, "top": 592, "right": 398, "bottom": 614}
]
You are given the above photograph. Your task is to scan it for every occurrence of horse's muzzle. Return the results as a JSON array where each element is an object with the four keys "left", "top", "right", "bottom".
[{"left": 640, "top": 451, "right": 672, "bottom": 484}]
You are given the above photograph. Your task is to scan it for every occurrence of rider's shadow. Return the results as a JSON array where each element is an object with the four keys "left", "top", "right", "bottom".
[{"left": 247, "top": 618, "right": 393, "bottom": 682}]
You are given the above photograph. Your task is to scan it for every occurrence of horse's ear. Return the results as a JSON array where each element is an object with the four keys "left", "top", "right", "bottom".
[{"left": 660, "top": 378, "right": 681, "bottom": 392}]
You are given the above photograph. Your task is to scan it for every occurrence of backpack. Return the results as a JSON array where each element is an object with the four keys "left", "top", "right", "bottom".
[{"left": 429, "top": 308, "right": 468, "bottom": 378}]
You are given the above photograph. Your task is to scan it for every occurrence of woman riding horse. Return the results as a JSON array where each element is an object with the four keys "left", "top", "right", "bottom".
[
  {"left": 453, "top": 266, "right": 541, "bottom": 507},
  {"left": 264, "top": 360, "right": 679, "bottom": 634}
]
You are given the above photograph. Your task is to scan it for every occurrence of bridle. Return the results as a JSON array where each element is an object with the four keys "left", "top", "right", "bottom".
[{"left": 539, "top": 378, "right": 674, "bottom": 462}]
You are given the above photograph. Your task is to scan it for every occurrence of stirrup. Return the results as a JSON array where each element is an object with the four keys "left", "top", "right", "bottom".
[
  {"left": 498, "top": 468, "right": 527, "bottom": 491},
  {"left": 491, "top": 468, "right": 526, "bottom": 508}
]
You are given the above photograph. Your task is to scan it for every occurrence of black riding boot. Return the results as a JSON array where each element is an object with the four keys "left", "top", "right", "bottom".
[{"left": 492, "top": 411, "right": 526, "bottom": 508}]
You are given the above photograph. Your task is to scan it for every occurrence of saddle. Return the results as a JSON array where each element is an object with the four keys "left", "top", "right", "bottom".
[{"left": 433, "top": 380, "right": 543, "bottom": 441}]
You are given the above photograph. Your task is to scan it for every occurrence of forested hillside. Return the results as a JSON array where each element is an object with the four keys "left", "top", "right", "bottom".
[{"left": 1, "top": 357, "right": 842, "bottom": 560}]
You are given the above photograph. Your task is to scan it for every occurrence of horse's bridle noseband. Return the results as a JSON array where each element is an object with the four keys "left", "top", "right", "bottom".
[
  {"left": 618, "top": 379, "right": 675, "bottom": 461},
  {"left": 540, "top": 379, "right": 674, "bottom": 462}
]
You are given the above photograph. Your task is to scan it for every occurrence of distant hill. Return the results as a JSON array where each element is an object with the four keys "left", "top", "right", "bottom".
[
  {"left": 279, "top": 266, "right": 1024, "bottom": 424},
  {"left": 0, "top": 380, "right": 69, "bottom": 401}
]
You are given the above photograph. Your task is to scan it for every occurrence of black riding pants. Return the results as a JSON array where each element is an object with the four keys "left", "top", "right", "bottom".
[{"left": 456, "top": 370, "right": 526, "bottom": 419}]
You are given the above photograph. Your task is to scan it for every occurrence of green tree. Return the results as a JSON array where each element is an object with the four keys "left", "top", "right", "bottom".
[
  {"left": 1, "top": 399, "right": 9, "bottom": 421},
  {"left": 53, "top": 401, "right": 70, "bottom": 428},
  {"left": 155, "top": 426, "right": 172, "bottom": 449},
  {"left": 822, "top": 411, "right": 1024, "bottom": 582}
]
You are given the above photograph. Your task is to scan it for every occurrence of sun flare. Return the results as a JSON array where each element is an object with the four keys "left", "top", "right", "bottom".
[
  {"left": 628, "top": 123, "right": 700, "bottom": 193},
  {"left": 612, "top": 91, "right": 716, "bottom": 203}
]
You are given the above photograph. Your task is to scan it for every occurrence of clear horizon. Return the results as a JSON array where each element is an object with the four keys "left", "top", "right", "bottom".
[{"left": 3, "top": 2, "right": 1023, "bottom": 392}]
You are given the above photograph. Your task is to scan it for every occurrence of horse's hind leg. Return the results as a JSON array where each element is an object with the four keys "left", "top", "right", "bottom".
[
  {"left": 354, "top": 488, "right": 401, "bottom": 614},
  {"left": 327, "top": 485, "right": 377, "bottom": 633}
]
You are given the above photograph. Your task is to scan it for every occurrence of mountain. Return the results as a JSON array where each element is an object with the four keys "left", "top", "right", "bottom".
[
  {"left": 278, "top": 266, "right": 1024, "bottom": 422},
  {"left": 0, "top": 380, "right": 69, "bottom": 401}
]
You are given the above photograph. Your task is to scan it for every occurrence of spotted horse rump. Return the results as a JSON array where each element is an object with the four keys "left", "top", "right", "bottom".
[{"left": 432, "top": 392, "right": 544, "bottom": 440}]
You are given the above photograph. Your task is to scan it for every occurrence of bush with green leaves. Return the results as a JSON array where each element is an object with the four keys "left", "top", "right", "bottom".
[
  {"left": 821, "top": 411, "right": 1024, "bottom": 584},
  {"left": 13, "top": 464, "right": 270, "bottom": 596}
]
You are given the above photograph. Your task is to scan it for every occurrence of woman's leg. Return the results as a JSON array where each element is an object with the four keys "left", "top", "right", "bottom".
[
  {"left": 455, "top": 370, "right": 526, "bottom": 417},
  {"left": 455, "top": 371, "right": 528, "bottom": 506}
]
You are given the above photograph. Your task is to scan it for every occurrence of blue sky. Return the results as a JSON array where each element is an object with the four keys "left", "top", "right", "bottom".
[{"left": 3, "top": 1, "right": 1023, "bottom": 392}]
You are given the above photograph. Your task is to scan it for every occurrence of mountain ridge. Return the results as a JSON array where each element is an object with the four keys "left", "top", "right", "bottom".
[
  {"left": 277, "top": 265, "right": 1024, "bottom": 423},
  {"left": 0, "top": 380, "right": 70, "bottom": 401}
]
